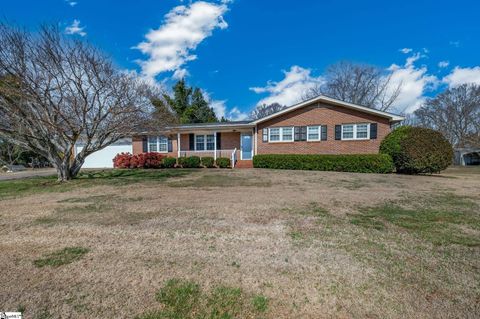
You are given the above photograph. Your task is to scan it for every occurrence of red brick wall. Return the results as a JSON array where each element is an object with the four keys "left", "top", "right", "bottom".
[
  {"left": 132, "top": 134, "right": 177, "bottom": 157},
  {"left": 220, "top": 132, "right": 240, "bottom": 150},
  {"left": 132, "top": 136, "right": 143, "bottom": 155},
  {"left": 256, "top": 102, "right": 391, "bottom": 155}
]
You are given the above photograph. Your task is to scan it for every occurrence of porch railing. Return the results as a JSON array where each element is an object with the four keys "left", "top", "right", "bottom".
[
  {"left": 231, "top": 148, "right": 237, "bottom": 168},
  {"left": 178, "top": 149, "right": 236, "bottom": 159}
]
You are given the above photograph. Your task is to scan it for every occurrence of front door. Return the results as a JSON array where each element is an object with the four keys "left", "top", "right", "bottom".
[{"left": 241, "top": 133, "right": 252, "bottom": 160}]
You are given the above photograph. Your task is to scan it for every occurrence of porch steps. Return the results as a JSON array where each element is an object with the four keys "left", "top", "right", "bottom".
[{"left": 235, "top": 160, "right": 253, "bottom": 169}]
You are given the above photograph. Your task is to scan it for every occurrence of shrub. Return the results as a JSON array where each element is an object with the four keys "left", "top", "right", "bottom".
[
  {"left": 162, "top": 157, "right": 177, "bottom": 168},
  {"left": 113, "top": 152, "right": 132, "bottom": 168},
  {"left": 380, "top": 126, "right": 453, "bottom": 174},
  {"left": 216, "top": 157, "right": 231, "bottom": 168},
  {"left": 130, "top": 152, "right": 165, "bottom": 169},
  {"left": 178, "top": 156, "right": 201, "bottom": 168},
  {"left": 253, "top": 154, "right": 394, "bottom": 173},
  {"left": 201, "top": 157, "right": 215, "bottom": 168}
]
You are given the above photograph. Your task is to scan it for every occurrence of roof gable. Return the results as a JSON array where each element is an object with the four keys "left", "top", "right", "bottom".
[{"left": 252, "top": 95, "right": 405, "bottom": 124}]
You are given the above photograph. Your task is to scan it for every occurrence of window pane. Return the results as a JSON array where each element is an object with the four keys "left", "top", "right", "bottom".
[
  {"left": 356, "top": 124, "right": 368, "bottom": 139},
  {"left": 148, "top": 137, "right": 157, "bottom": 152},
  {"left": 282, "top": 127, "right": 293, "bottom": 141},
  {"left": 269, "top": 128, "right": 280, "bottom": 141},
  {"left": 196, "top": 135, "right": 205, "bottom": 150},
  {"left": 206, "top": 134, "right": 215, "bottom": 150},
  {"left": 308, "top": 126, "right": 319, "bottom": 140},
  {"left": 159, "top": 136, "right": 168, "bottom": 152},
  {"left": 342, "top": 125, "right": 354, "bottom": 139}
]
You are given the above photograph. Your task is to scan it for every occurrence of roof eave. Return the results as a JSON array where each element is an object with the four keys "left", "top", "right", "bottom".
[{"left": 252, "top": 95, "right": 405, "bottom": 124}]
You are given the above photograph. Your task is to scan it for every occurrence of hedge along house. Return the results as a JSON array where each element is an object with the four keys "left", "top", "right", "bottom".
[{"left": 128, "top": 95, "right": 404, "bottom": 168}]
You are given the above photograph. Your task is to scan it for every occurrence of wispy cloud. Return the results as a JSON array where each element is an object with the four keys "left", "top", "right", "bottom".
[
  {"left": 438, "top": 60, "right": 450, "bottom": 68},
  {"left": 206, "top": 93, "right": 248, "bottom": 121},
  {"left": 386, "top": 52, "right": 438, "bottom": 113},
  {"left": 65, "top": 19, "right": 86, "bottom": 36},
  {"left": 65, "top": 0, "right": 77, "bottom": 7},
  {"left": 399, "top": 48, "right": 413, "bottom": 54},
  {"left": 250, "top": 66, "right": 324, "bottom": 106},
  {"left": 135, "top": 1, "right": 229, "bottom": 79},
  {"left": 444, "top": 66, "right": 480, "bottom": 87}
]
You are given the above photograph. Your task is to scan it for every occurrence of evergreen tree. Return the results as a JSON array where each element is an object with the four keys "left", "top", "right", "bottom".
[{"left": 163, "top": 79, "right": 219, "bottom": 124}]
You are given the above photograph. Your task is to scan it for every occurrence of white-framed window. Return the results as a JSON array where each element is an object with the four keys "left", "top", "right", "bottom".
[
  {"left": 148, "top": 136, "right": 168, "bottom": 152},
  {"left": 268, "top": 127, "right": 294, "bottom": 142},
  {"left": 341, "top": 123, "right": 370, "bottom": 140},
  {"left": 307, "top": 126, "right": 321, "bottom": 141},
  {"left": 269, "top": 128, "right": 280, "bottom": 141},
  {"left": 206, "top": 135, "right": 215, "bottom": 150},
  {"left": 195, "top": 134, "right": 215, "bottom": 151}
]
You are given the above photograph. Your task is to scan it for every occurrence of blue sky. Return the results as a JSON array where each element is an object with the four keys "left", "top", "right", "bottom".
[{"left": 2, "top": 0, "right": 480, "bottom": 119}]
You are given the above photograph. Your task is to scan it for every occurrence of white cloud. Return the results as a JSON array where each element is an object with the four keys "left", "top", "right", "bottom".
[
  {"left": 399, "top": 48, "right": 413, "bottom": 54},
  {"left": 387, "top": 53, "right": 438, "bottom": 113},
  {"left": 250, "top": 66, "right": 324, "bottom": 106},
  {"left": 172, "top": 68, "right": 189, "bottom": 80},
  {"left": 208, "top": 95, "right": 248, "bottom": 121},
  {"left": 65, "top": 0, "right": 77, "bottom": 6},
  {"left": 443, "top": 66, "right": 480, "bottom": 87},
  {"left": 438, "top": 60, "right": 450, "bottom": 68},
  {"left": 65, "top": 19, "right": 86, "bottom": 36},
  {"left": 228, "top": 107, "right": 249, "bottom": 121},
  {"left": 135, "top": 1, "right": 229, "bottom": 79}
]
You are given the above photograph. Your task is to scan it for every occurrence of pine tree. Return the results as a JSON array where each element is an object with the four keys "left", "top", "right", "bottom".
[{"left": 163, "top": 80, "right": 219, "bottom": 124}]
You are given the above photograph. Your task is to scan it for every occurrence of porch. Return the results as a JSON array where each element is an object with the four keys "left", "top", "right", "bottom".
[{"left": 174, "top": 128, "right": 255, "bottom": 168}]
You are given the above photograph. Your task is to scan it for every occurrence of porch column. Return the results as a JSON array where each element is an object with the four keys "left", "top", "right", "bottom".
[
  {"left": 177, "top": 133, "right": 180, "bottom": 158},
  {"left": 214, "top": 131, "right": 217, "bottom": 160}
]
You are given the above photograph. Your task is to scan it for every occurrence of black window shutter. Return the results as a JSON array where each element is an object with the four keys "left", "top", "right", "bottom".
[
  {"left": 321, "top": 126, "right": 327, "bottom": 141},
  {"left": 189, "top": 133, "right": 195, "bottom": 150},
  {"left": 142, "top": 136, "right": 148, "bottom": 152},
  {"left": 262, "top": 128, "right": 268, "bottom": 142},
  {"left": 370, "top": 123, "right": 378, "bottom": 139},
  {"left": 294, "top": 127, "right": 300, "bottom": 141},
  {"left": 335, "top": 125, "right": 342, "bottom": 140},
  {"left": 300, "top": 126, "right": 307, "bottom": 141},
  {"left": 168, "top": 138, "right": 173, "bottom": 152},
  {"left": 216, "top": 133, "right": 221, "bottom": 149}
]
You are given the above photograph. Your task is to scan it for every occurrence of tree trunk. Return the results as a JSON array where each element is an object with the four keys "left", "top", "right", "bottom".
[
  {"left": 55, "top": 163, "right": 73, "bottom": 182},
  {"left": 54, "top": 160, "right": 81, "bottom": 182}
]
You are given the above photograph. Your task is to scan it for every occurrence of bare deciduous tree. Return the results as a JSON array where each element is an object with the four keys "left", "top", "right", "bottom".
[
  {"left": 0, "top": 139, "right": 24, "bottom": 166},
  {"left": 304, "top": 61, "right": 401, "bottom": 111},
  {"left": 250, "top": 102, "right": 286, "bottom": 120},
  {"left": 0, "top": 24, "right": 157, "bottom": 181},
  {"left": 414, "top": 84, "right": 480, "bottom": 147}
]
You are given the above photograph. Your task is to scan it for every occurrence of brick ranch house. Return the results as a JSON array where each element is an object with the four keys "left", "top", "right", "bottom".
[{"left": 76, "top": 95, "right": 404, "bottom": 168}]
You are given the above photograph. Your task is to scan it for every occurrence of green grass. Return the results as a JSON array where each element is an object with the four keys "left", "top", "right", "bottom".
[
  {"left": 0, "top": 169, "right": 191, "bottom": 200},
  {"left": 33, "top": 247, "right": 90, "bottom": 268},
  {"left": 349, "top": 193, "right": 480, "bottom": 246},
  {"left": 137, "top": 279, "right": 268, "bottom": 319},
  {"left": 251, "top": 295, "right": 269, "bottom": 313}
]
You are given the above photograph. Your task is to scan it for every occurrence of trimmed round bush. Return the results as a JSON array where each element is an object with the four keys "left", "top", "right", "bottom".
[
  {"left": 215, "top": 157, "right": 231, "bottom": 168},
  {"left": 178, "top": 156, "right": 201, "bottom": 168},
  {"left": 253, "top": 154, "right": 394, "bottom": 173},
  {"left": 380, "top": 126, "right": 453, "bottom": 174},
  {"left": 162, "top": 157, "right": 177, "bottom": 168},
  {"left": 201, "top": 157, "right": 215, "bottom": 168}
]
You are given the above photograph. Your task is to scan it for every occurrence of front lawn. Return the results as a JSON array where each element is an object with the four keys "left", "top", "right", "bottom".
[{"left": 0, "top": 167, "right": 478, "bottom": 318}]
